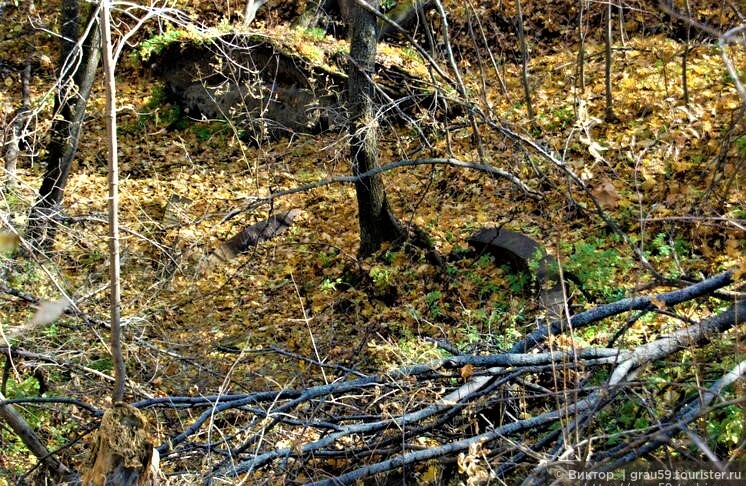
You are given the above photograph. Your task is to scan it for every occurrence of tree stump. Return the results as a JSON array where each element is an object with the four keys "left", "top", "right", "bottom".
[{"left": 81, "top": 403, "right": 159, "bottom": 486}]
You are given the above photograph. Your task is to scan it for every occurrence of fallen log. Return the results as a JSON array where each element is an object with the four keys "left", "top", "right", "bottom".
[{"left": 214, "top": 209, "right": 301, "bottom": 261}]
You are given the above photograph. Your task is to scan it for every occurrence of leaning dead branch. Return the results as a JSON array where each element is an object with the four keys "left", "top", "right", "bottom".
[{"left": 0, "top": 391, "right": 74, "bottom": 481}]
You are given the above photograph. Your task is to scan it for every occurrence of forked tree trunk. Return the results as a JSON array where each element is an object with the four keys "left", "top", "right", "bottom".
[
  {"left": 25, "top": 0, "right": 100, "bottom": 250},
  {"left": 347, "top": 0, "right": 405, "bottom": 257}
]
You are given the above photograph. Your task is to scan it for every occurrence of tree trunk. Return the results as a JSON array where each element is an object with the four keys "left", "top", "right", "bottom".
[
  {"left": 243, "top": 0, "right": 269, "bottom": 25},
  {"left": 604, "top": 0, "right": 616, "bottom": 121},
  {"left": 4, "top": 64, "right": 31, "bottom": 191},
  {"left": 575, "top": 0, "right": 586, "bottom": 92},
  {"left": 516, "top": 0, "right": 535, "bottom": 124},
  {"left": 99, "top": 0, "right": 126, "bottom": 405},
  {"left": 25, "top": 0, "right": 100, "bottom": 250},
  {"left": 681, "top": 0, "right": 691, "bottom": 106},
  {"left": 347, "top": 0, "right": 404, "bottom": 258}
]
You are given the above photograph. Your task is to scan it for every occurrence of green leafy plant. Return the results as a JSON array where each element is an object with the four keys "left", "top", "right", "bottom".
[
  {"left": 708, "top": 402, "right": 745, "bottom": 448},
  {"left": 458, "top": 323, "right": 483, "bottom": 348},
  {"left": 317, "top": 249, "right": 339, "bottom": 268},
  {"left": 647, "top": 232, "right": 689, "bottom": 276},
  {"left": 0, "top": 192, "right": 25, "bottom": 214},
  {"left": 137, "top": 29, "right": 187, "bottom": 60},
  {"left": 303, "top": 27, "right": 327, "bottom": 41},
  {"left": 4, "top": 374, "right": 41, "bottom": 398},
  {"left": 44, "top": 323, "right": 60, "bottom": 337},
  {"left": 134, "top": 84, "right": 185, "bottom": 131},
  {"left": 503, "top": 265, "right": 530, "bottom": 293},
  {"left": 651, "top": 232, "right": 671, "bottom": 256},
  {"left": 320, "top": 277, "right": 342, "bottom": 293},
  {"left": 564, "top": 238, "right": 633, "bottom": 301},
  {"left": 370, "top": 266, "right": 393, "bottom": 289},
  {"left": 735, "top": 135, "right": 746, "bottom": 156},
  {"left": 7, "top": 259, "right": 44, "bottom": 287},
  {"left": 425, "top": 290, "right": 443, "bottom": 318},
  {"left": 78, "top": 248, "right": 105, "bottom": 267},
  {"left": 551, "top": 104, "right": 575, "bottom": 130},
  {"left": 380, "top": 0, "right": 397, "bottom": 11},
  {"left": 192, "top": 121, "right": 229, "bottom": 142},
  {"left": 89, "top": 357, "right": 114, "bottom": 373}
]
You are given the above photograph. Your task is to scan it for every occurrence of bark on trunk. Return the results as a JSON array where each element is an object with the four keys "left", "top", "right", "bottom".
[
  {"left": 25, "top": 1, "right": 101, "bottom": 250},
  {"left": 604, "top": 0, "right": 616, "bottom": 121},
  {"left": 347, "top": 0, "right": 404, "bottom": 257}
]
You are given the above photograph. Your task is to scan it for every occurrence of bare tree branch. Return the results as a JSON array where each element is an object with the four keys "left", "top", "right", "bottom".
[{"left": 223, "top": 157, "right": 540, "bottom": 222}]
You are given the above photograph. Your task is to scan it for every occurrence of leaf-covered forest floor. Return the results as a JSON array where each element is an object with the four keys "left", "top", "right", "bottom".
[{"left": 0, "top": 0, "right": 744, "bottom": 480}]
